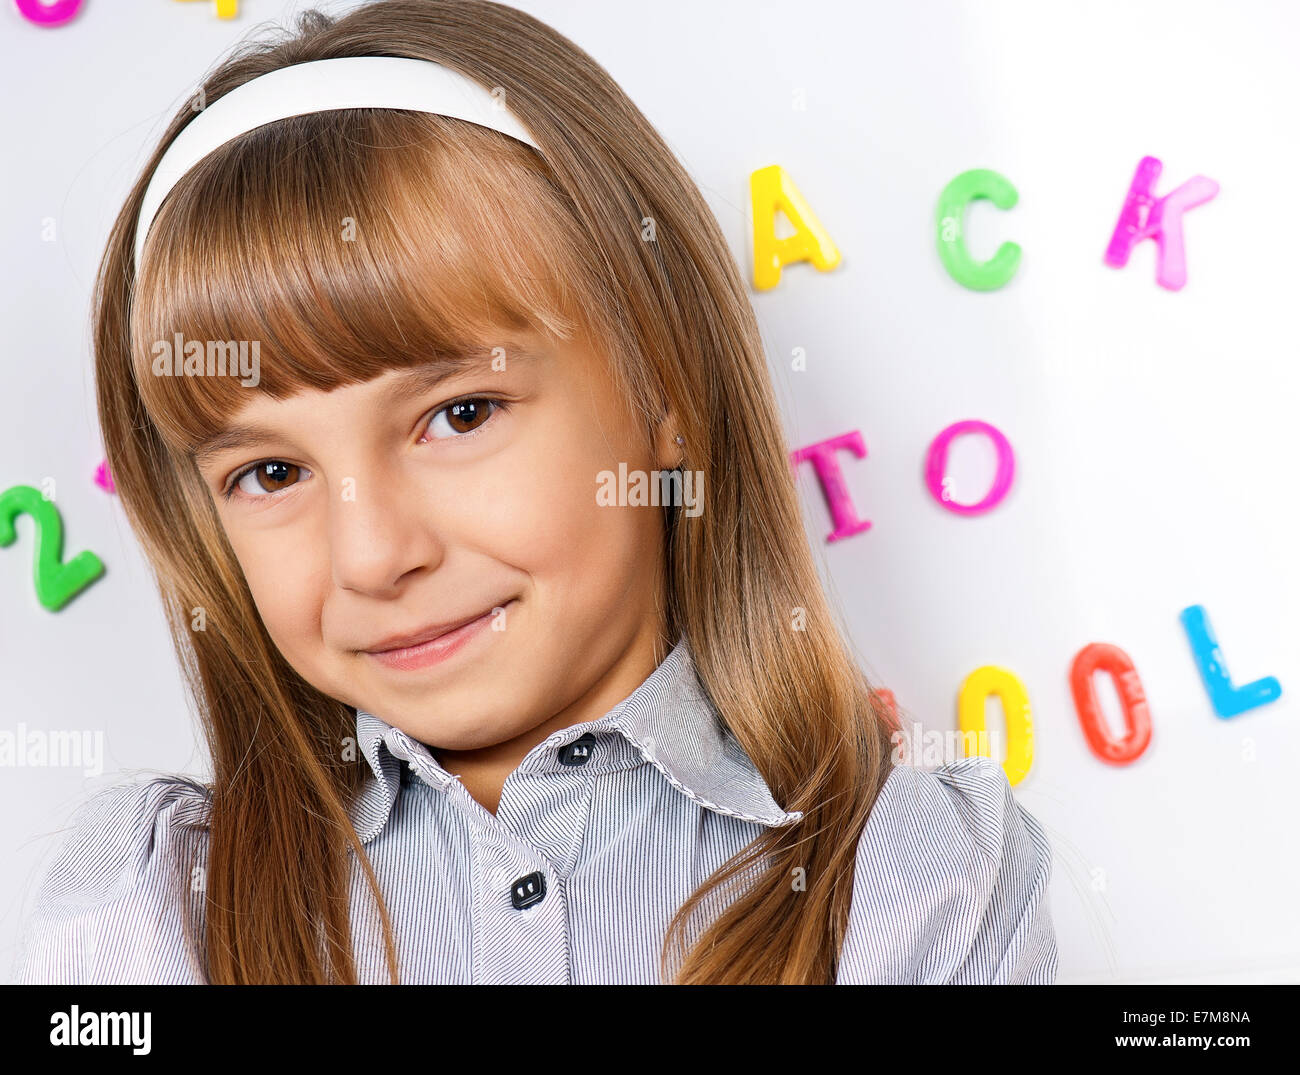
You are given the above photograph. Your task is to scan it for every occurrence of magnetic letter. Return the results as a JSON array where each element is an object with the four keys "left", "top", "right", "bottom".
[
  {"left": 958, "top": 665, "right": 1034, "bottom": 786},
  {"left": 1070, "top": 642, "right": 1153, "bottom": 764},
  {"left": 789, "top": 431, "right": 870, "bottom": 543},
  {"left": 750, "top": 165, "right": 842, "bottom": 291},
  {"left": 15, "top": 0, "right": 83, "bottom": 25},
  {"left": 1179, "top": 604, "right": 1281, "bottom": 717},
  {"left": 935, "top": 169, "right": 1021, "bottom": 291},
  {"left": 1104, "top": 156, "right": 1218, "bottom": 291},
  {"left": 93, "top": 460, "right": 115, "bottom": 494},
  {"left": 924, "top": 419, "right": 1014, "bottom": 515}
]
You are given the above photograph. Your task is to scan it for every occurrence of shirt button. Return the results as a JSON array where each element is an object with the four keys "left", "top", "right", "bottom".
[
  {"left": 510, "top": 871, "right": 547, "bottom": 910},
  {"left": 557, "top": 732, "right": 596, "bottom": 767}
]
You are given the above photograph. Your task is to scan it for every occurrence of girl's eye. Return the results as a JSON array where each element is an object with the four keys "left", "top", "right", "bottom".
[
  {"left": 423, "top": 397, "right": 504, "bottom": 440},
  {"left": 221, "top": 397, "right": 506, "bottom": 501},
  {"left": 228, "top": 460, "right": 308, "bottom": 499}
]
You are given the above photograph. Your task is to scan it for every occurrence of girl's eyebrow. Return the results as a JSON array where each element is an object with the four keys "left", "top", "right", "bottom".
[
  {"left": 382, "top": 347, "right": 536, "bottom": 405},
  {"left": 192, "top": 348, "right": 538, "bottom": 466}
]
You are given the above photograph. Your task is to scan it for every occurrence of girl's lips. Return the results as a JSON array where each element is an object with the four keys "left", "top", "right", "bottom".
[{"left": 364, "top": 603, "right": 506, "bottom": 671}]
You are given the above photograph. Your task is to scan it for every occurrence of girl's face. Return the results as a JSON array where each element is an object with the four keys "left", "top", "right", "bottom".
[{"left": 193, "top": 327, "right": 678, "bottom": 750}]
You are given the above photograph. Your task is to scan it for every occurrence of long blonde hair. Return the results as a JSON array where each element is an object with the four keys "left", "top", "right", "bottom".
[{"left": 94, "top": 0, "right": 898, "bottom": 984}]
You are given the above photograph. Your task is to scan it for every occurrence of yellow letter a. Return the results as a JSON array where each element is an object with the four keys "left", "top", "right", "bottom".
[{"left": 750, "top": 165, "right": 842, "bottom": 291}]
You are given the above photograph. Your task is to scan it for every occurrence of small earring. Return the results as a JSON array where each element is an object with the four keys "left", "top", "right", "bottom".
[{"left": 674, "top": 434, "right": 684, "bottom": 445}]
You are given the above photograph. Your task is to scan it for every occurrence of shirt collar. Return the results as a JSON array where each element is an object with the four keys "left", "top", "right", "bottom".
[{"left": 348, "top": 635, "right": 804, "bottom": 844}]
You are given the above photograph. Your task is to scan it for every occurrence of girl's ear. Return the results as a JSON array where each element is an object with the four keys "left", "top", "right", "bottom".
[{"left": 653, "top": 406, "right": 685, "bottom": 470}]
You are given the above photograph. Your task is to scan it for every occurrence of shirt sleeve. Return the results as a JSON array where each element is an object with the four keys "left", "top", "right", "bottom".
[
  {"left": 839, "top": 755, "right": 1059, "bottom": 984},
  {"left": 10, "top": 776, "right": 212, "bottom": 985}
]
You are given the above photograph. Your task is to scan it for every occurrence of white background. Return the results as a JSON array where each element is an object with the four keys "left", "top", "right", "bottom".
[{"left": 1, "top": 0, "right": 1296, "bottom": 984}]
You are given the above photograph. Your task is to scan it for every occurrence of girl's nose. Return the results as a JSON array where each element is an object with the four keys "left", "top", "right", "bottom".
[{"left": 327, "top": 472, "right": 444, "bottom": 596}]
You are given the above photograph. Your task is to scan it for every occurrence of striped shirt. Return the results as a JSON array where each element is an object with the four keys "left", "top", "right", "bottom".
[{"left": 11, "top": 637, "right": 1058, "bottom": 984}]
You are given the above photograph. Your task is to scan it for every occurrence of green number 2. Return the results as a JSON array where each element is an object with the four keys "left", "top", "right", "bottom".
[{"left": 0, "top": 484, "right": 106, "bottom": 611}]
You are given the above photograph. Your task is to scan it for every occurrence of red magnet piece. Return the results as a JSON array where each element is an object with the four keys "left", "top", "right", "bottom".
[{"left": 1070, "top": 642, "right": 1153, "bottom": 765}]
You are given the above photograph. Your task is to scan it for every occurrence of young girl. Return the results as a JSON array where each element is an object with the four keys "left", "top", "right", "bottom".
[{"left": 14, "top": 0, "right": 1057, "bottom": 985}]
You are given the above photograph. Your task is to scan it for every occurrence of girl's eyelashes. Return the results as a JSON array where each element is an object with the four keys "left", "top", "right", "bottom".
[
  {"left": 419, "top": 395, "right": 510, "bottom": 441},
  {"left": 223, "top": 460, "right": 310, "bottom": 501},
  {"left": 219, "top": 395, "right": 511, "bottom": 503}
]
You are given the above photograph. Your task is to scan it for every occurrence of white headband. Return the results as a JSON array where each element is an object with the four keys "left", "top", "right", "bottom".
[{"left": 133, "top": 56, "right": 540, "bottom": 268}]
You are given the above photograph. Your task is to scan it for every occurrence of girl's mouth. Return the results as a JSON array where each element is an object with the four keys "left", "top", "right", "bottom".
[{"left": 363, "top": 600, "right": 513, "bottom": 671}]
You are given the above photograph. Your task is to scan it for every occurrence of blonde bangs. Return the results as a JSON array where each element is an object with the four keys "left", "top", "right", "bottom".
[{"left": 128, "top": 108, "right": 604, "bottom": 453}]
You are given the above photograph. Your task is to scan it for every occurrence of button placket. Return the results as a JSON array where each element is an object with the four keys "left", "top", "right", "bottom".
[
  {"left": 487, "top": 730, "right": 603, "bottom": 873},
  {"left": 476, "top": 842, "right": 569, "bottom": 984}
]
